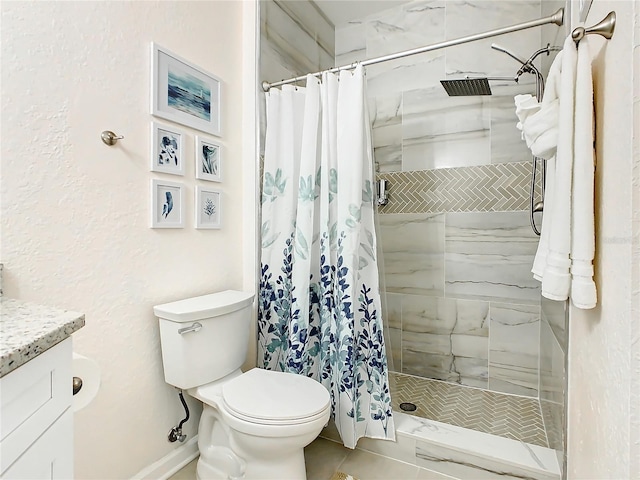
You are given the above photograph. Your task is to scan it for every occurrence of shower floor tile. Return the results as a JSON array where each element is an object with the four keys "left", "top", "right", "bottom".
[{"left": 389, "top": 372, "right": 549, "bottom": 448}]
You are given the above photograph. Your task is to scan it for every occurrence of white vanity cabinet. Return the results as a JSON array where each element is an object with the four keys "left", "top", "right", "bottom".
[{"left": 0, "top": 338, "right": 74, "bottom": 479}]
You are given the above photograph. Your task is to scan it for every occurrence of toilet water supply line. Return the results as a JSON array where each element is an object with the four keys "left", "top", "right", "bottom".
[{"left": 168, "top": 390, "right": 190, "bottom": 443}]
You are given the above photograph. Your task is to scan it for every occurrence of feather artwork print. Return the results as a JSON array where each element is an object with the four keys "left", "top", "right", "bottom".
[{"left": 162, "top": 191, "right": 173, "bottom": 218}]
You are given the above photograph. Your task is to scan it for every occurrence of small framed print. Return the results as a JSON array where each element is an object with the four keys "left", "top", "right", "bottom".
[
  {"left": 195, "top": 136, "right": 221, "bottom": 182},
  {"left": 151, "top": 179, "right": 184, "bottom": 228},
  {"left": 151, "top": 122, "right": 185, "bottom": 176},
  {"left": 195, "top": 186, "right": 221, "bottom": 229}
]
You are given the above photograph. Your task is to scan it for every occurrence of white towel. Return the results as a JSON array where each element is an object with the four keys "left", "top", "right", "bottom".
[
  {"left": 570, "top": 36, "right": 597, "bottom": 309},
  {"left": 515, "top": 34, "right": 597, "bottom": 309},
  {"left": 515, "top": 54, "right": 563, "bottom": 283},
  {"left": 514, "top": 93, "right": 559, "bottom": 160},
  {"left": 540, "top": 35, "right": 576, "bottom": 302}
]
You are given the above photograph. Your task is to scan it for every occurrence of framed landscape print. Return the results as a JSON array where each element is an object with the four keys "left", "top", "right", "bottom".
[{"left": 151, "top": 43, "right": 221, "bottom": 136}]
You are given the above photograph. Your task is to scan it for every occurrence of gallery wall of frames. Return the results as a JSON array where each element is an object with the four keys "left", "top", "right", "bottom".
[{"left": 149, "top": 43, "right": 223, "bottom": 230}]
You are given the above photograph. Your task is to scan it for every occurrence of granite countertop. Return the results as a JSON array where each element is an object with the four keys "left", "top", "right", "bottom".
[{"left": 0, "top": 298, "right": 85, "bottom": 377}]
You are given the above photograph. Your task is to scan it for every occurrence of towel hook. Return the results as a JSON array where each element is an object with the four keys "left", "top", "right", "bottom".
[
  {"left": 101, "top": 130, "right": 124, "bottom": 146},
  {"left": 572, "top": 11, "right": 616, "bottom": 43}
]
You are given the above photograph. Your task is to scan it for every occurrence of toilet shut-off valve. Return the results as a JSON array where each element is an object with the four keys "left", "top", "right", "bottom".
[{"left": 168, "top": 426, "right": 186, "bottom": 443}]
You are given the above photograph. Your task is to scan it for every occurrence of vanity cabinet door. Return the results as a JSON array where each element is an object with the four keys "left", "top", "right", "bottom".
[
  {"left": 1, "top": 409, "right": 73, "bottom": 480},
  {"left": 0, "top": 339, "right": 73, "bottom": 479}
]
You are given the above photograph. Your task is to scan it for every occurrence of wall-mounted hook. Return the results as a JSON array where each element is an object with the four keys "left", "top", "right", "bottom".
[{"left": 101, "top": 130, "right": 124, "bottom": 146}]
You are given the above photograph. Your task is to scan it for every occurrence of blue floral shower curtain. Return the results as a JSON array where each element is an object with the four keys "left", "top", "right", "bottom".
[{"left": 258, "top": 66, "right": 394, "bottom": 448}]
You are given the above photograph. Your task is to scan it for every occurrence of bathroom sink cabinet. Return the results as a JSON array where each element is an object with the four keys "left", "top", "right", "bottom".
[{"left": 0, "top": 338, "right": 74, "bottom": 479}]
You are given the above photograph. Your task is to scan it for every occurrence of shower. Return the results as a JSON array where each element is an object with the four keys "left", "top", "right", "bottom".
[
  {"left": 259, "top": 0, "right": 614, "bottom": 477},
  {"left": 259, "top": 0, "right": 565, "bottom": 469}
]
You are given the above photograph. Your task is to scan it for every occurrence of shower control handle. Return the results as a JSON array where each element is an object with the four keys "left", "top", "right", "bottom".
[
  {"left": 178, "top": 322, "right": 202, "bottom": 335},
  {"left": 377, "top": 179, "right": 389, "bottom": 206}
]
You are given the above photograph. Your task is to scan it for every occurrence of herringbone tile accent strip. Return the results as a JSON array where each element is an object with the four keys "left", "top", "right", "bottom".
[
  {"left": 390, "top": 372, "right": 549, "bottom": 447},
  {"left": 377, "top": 162, "right": 542, "bottom": 214}
]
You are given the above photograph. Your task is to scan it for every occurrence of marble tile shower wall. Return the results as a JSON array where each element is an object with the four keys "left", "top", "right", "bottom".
[
  {"left": 336, "top": 0, "right": 542, "bottom": 173},
  {"left": 260, "top": 0, "right": 333, "bottom": 85},
  {"left": 380, "top": 211, "right": 542, "bottom": 397},
  {"left": 336, "top": 0, "right": 547, "bottom": 397}
]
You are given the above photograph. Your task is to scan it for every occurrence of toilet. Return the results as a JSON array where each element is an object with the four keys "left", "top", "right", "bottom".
[{"left": 154, "top": 290, "right": 331, "bottom": 480}]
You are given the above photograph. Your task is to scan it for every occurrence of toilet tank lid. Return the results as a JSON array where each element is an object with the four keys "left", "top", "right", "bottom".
[{"left": 153, "top": 290, "right": 254, "bottom": 323}]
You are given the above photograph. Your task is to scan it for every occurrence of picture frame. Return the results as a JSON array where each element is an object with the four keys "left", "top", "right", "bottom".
[
  {"left": 195, "top": 186, "right": 221, "bottom": 229},
  {"left": 195, "top": 135, "right": 221, "bottom": 182},
  {"left": 151, "top": 179, "right": 184, "bottom": 228},
  {"left": 150, "top": 122, "right": 185, "bottom": 176},
  {"left": 151, "top": 43, "right": 221, "bottom": 136}
]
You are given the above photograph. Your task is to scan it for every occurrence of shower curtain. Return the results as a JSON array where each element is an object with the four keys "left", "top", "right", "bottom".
[{"left": 258, "top": 66, "right": 395, "bottom": 448}]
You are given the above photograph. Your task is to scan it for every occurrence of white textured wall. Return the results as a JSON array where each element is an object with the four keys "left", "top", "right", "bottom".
[
  {"left": 0, "top": 1, "right": 252, "bottom": 478},
  {"left": 566, "top": 0, "right": 640, "bottom": 478}
]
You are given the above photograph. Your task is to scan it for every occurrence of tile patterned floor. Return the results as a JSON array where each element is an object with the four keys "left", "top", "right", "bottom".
[{"left": 389, "top": 371, "right": 549, "bottom": 447}]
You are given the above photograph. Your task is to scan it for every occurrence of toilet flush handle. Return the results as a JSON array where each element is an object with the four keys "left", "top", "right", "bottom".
[{"left": 177, "top": 322, "right": 203, "bottom": 335}]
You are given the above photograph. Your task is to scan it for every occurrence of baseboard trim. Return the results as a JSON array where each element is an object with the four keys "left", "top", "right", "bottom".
[{"left": 131, "top": 435, "right": 199, "bottom": 480}]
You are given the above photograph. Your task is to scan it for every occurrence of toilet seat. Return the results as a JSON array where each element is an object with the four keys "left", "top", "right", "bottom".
[{"left": 221, "top": 369, "right": 330, "bottom": 426}]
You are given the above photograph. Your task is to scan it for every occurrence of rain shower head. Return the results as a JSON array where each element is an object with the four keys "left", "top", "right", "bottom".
[{"left": 440, "top": 78, "right": 492, "bottom": 96}]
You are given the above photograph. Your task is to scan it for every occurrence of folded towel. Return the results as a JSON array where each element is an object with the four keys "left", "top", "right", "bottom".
[{"left": 570, "top": 36, "right": 597, "bottom": 309}]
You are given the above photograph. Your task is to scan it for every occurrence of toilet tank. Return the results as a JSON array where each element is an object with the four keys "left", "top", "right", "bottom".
[{"left": 154, "top": 290, "right": 255, "bottom": 389}]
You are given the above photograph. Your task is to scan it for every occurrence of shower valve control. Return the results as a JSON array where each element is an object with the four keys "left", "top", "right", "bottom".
[{"left": 377, "top": 179, "right": 389, "bottom": 206}]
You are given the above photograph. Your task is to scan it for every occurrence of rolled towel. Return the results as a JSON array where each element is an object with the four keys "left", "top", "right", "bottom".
[{"left": 525, "top": 104, "right": 559, "bottom": 159}]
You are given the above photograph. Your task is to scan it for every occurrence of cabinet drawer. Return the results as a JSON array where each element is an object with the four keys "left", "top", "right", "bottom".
[{"left": 0, "top": 338, "right": 72, "bottom": 473}]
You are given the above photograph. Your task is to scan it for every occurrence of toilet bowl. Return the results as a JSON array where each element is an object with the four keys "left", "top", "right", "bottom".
[
  {"left": 190, "top": 368, "right": 330, "bottom": 479},
  {"left": 154, "top": 291, "right": 331, "bottom": 480}
]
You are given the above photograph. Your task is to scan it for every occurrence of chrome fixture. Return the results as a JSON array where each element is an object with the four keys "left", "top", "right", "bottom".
[
  {"left": 572, "top": 11, "right": 616, "bottom": 43},
  {"left": 377, "top": 179, "right": 389, "bottom": 206},
  {"left": 100, "top": 130, "right": 124, "bottom": 146},
  {"left": 72, "top": 376, "right": 83, "bottom": 395},
  {"left": 440, "top": 76, "right": 521, "bottom": 97},
  {"left": 490, "top": 43, "right": 530, "bottom": 65},
  {"left": 178, "top": 322, "right": 202, "bottom": 335},
  {"left": 440, "top": 78, "right": 492, "bottom": 96},
  {"left": 490, "top": 42, "right": 563, "bottom": 235}
]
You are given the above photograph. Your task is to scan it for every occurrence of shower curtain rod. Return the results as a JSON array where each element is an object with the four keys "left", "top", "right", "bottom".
[{"left": 261, "top": 8, "right": 564, "bottom": 92}]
